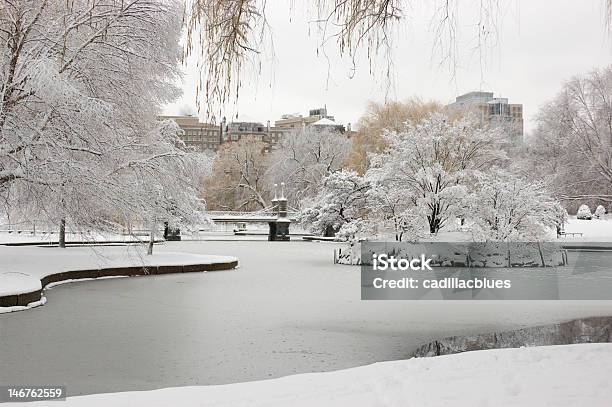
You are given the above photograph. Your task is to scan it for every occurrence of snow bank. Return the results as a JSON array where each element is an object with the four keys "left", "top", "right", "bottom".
[
  {"left": 0, "top": 272, "right": 41, "bottom": 296},
  {"left": 19, "top": 344, "right": 612, "bottom": 406}
]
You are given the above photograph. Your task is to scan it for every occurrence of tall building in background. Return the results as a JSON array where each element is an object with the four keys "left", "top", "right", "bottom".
[{"left": 447, "top": 91, "right": 524, "bottom": 145}]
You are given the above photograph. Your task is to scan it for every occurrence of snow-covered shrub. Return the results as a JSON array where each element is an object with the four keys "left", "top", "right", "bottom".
[
  {"left": 594, "top": 205, "right": 606, "bottom": 219},
  {"left": 466, "top": 169, "right": 564, "bottom": 241},
  {"left": 576, "top": 204, "right": 592, "bottom": 220},
  {"left": 336, "top": 220, "right": 369, "bottom": 242},
  {"left": 299, "top": 170, "right": 369, "bottom": 237}
]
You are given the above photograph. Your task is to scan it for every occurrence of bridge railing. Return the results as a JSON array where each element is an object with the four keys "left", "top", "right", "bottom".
[{"left": 207, "top": 210, "right": 300, "bottom": 219}]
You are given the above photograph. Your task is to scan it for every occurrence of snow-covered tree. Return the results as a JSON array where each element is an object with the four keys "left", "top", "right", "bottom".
[
  {"left": 267, "top": 127, "right": 351, "bottom": 208},
  {"left": 577, "top": 204, "right": 593, "bottom": 220},
  {"left": 466, "top": 169, "right": 565, "bottom": 241},
  {"left": 532, "top": 66, "right": 612, "bottom": 207},
  {"left": 299, "top": 170, "right": 369, "bottom": 238},
  {"left": 594, "top": 205, "right": 606, "bottom": 219},
  {"left": 0, "top": 1, "right": 204, "bottom": 248},
  {"left": 108, "top": 120, "right": 212, "bottom": 255},
  {"left": 368, "top": 112, "right": 507, "bottom": 234}
]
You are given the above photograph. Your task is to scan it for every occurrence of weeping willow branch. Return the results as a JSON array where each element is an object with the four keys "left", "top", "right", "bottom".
[
  {"left": 185, "top": 0, "right": 612, "bottom": 121},
  {"left": 185, "top": 0, "right": 270, "bottom": 122}
]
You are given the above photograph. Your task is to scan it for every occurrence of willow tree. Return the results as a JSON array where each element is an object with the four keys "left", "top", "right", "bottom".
[{"left": 346, "top": 98, "right": 442, "bottom": 174}]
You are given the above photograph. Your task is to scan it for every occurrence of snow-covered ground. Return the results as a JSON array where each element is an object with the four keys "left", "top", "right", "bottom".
[
  {"left": 13, "top": 344, "right": 612, "bottom": 407},
  {"left": 561, "top": 216, "right": 612, "bottom": 241},
  {"left": 0, "top": 245, "right": 237, "bottom": 310},
  {"left": 0, "top": 271, "right": 42, "bottom": 296}
]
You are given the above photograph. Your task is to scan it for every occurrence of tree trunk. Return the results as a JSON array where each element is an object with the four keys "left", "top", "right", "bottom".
[
  {"left": 147, "top": 224, "right": 154, "bottom": 255},
  {"left": 324, "top": 224, "right": 336, "bottom": 237},
  {"left": 428, "top": 217, "right": 437, "bottom": 234},
  {"left": 59, "top": 218, "right": 66, "bottom": 248}
]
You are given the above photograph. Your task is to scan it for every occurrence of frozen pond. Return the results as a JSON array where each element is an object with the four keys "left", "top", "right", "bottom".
[{"left": 2, "top": 240, "right": 612, "bottom": 396}]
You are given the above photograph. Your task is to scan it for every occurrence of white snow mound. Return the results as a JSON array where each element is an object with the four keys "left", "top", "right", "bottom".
[{"left": 20, "top": 343, "right": 612, "bottom": 407}]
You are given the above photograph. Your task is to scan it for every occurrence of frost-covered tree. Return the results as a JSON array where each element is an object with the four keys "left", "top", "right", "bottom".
[
  {"left": 0, "top": 1, "right": 204, "bottom": 248},
  {"left": 466, "top": 169, "right": 565, "bottom": 241},
  {"left": 108, "top": 120, "right": 212, "bottom": 255},
  {"left": 595, "top": 205, "right": 607, "bottom": 219},
  {"left": 267, "top": 127, "right": 352, "bottom": 208},
  {"left": 368, "top": 112, "right": 506, "bottom": 234},
  {"left": 299, "top": 170, "right": 369, "bottom": 237},
  {"left": 532, "top": 66, "right": 612, "bottom": 207}
]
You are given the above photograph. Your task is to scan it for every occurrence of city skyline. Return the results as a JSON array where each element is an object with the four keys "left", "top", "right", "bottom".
[{"left": 164, "top": 0, "right": 610, "bottom": 135}]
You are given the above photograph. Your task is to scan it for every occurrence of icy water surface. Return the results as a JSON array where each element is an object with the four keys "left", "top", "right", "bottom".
[{"left": 2, "top": 240, "right": 612, "bottom": 396}]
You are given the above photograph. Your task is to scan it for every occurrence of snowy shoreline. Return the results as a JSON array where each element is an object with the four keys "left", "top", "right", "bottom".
[
  {"left": 13, "top": 344, "right": 612, "bottom": 407},
  {"left": 0, "top": 246, "right": 238, "bottom": 312}
]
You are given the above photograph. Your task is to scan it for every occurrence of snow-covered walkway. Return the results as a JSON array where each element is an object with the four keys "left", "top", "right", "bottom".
[{"left": 13, "top": 344, "right": 612, "bottom": 407}]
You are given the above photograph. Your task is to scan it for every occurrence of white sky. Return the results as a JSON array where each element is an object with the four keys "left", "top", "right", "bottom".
[{"left": 164, "top": 0, "right": 612, "bottom": 134}]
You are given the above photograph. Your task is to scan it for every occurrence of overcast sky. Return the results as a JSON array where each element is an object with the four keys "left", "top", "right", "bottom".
[{"left": 164, "top": 0, "right": 611, "bottom": 134}]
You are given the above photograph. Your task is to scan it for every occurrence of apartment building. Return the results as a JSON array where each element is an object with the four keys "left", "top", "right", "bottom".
[
  {"left": 159, "top": 115, "right": 285, "bottom": 152},
  {"left": 159, "top": 115, "right": 222, "bottom": 152},
  {"left": 222, "top": 119, "right": 284, "bottom": 150}
]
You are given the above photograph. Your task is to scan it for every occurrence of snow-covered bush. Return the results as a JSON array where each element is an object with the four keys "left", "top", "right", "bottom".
[
  {"left": 577, "top": 204, "right": 593, "bottom": 220},
  {"left": 594, "top": 205, "right": 606, "bottom": 219},
  {"left": 466, "top": 169, "right": 564, "bottom": 241},
  {"left": 336, "top": 219, "right": 369, "bottom": 242},
  {"left": 299, "top": 170, "right": 369, "bottom": 238}
]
